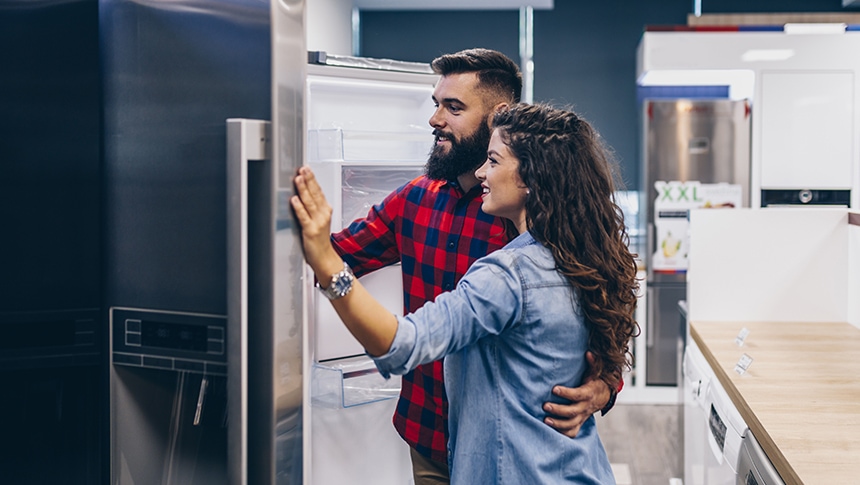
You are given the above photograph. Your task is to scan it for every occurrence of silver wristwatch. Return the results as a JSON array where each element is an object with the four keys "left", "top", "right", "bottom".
[{"left": 318, "top": 261, "right": 355, "bottom": 300}]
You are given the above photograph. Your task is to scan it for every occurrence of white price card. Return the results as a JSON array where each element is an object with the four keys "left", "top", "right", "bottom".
[
  {"left": 734, "top": 353, "right": 754, "bottom": 375},
  {"left": 735, "top": 327, "right": 750, "bottom": 347}
]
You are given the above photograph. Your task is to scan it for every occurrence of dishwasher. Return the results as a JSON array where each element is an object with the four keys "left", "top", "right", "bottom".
[
  {"left": 683, "top": 339, "right": 711, "bottom": 485},
  {"left": 704, "top": 355, "right": 748, "bottom": 485},
  {"left": 736, "top": 428, "right": 785, "bottom": 485}
]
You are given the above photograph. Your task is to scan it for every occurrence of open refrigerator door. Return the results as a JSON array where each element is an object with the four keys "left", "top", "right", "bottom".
[{"left": 304, "top": 56, "right": 437, "bottom": 485}]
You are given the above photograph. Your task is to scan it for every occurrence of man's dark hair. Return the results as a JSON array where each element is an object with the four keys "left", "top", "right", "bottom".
[{"left": 431, "top": 48, "right": 522, "bottom": 104}]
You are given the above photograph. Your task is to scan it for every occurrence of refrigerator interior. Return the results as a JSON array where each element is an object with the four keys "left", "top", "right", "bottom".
[{"left": 305, "top": 62, "right": 437, "bottom": 485}]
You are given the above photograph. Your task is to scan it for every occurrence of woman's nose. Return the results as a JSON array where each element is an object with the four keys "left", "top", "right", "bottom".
[{"left": 475, "top": 161, "right": 488, "bottom": 179}]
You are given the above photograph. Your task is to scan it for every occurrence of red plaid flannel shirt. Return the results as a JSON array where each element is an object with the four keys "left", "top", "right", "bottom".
[{"left": 331, "top": 175, "right": 507, "bottom": 464}]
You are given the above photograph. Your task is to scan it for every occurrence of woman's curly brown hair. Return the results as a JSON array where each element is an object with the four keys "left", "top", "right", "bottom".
[{"left": 492, "top": 103, "right": 640, "bottom": 391}]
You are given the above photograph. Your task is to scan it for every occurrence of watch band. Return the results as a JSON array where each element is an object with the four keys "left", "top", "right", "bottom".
[{"left": 600, "top": 386, "right": 618, "bottom": 416}]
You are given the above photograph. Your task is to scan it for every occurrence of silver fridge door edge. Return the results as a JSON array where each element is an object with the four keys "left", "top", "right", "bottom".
[{"left": 227, "top": 119, "right": 272, "bottom": 485}]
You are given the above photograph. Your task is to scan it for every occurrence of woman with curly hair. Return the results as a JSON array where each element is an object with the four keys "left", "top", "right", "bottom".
[{"left": 292, "top": 102, "right": 639, "bottom": 484}]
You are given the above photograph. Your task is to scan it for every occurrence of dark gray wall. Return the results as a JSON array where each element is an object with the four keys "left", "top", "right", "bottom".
[
  {"left": 360, "top": 0, "right": 856, "bottom": 191},
  {"left": 0, "top": 2, "right": 103, "bottom": 482},
  {"left": 0, "top": 0, "right": 101, "bottom": 313}
]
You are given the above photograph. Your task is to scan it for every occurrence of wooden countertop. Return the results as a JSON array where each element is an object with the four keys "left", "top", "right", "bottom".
[{"left": 690, "top": 320, "right": 860, "bottom": 485}]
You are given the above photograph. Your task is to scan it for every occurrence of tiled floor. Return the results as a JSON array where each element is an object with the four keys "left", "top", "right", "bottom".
[{"left": 596, "top": 404, "right": 683, "bottom": 485}]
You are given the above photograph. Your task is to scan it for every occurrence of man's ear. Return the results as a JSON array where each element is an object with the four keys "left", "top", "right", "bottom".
[{"left": 486, "top": 102, "right": 509, "bottom": 127}]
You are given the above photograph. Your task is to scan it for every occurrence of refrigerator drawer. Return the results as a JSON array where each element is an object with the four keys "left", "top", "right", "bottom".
[{"left": 311, "top": 355, "right": 400, "bottom": 408}]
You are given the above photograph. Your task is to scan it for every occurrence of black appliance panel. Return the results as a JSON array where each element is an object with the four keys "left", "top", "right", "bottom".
[{"left": 112, "top": 307, "right": 227, "bottom": 376}]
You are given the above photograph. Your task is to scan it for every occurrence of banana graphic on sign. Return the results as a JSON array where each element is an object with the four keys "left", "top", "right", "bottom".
[{"left": 661, "top": 231, "right": 682, "bottom": 258}]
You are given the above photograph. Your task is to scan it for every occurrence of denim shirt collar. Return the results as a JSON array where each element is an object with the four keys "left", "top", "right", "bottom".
[{"left": 504, "top": 230, "right": 538, "bottom": 250}]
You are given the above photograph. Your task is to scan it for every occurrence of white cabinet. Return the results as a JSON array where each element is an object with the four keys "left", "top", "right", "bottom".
[{"left": 760, "top": 71, "right": 854, "bottom": 189}]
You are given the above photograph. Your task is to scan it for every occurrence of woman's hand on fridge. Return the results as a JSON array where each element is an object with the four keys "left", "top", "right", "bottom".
[{"left": 291, "top": 166, "right": 345, "bottom": 284}]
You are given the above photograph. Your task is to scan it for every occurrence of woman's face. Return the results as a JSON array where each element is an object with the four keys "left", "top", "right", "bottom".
[{"left": 475, "top": 129, "right": 528, "bottom": 234}]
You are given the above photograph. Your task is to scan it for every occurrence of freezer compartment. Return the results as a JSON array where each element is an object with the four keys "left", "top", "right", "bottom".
[
  {"left": 645, "top": 283, "right": 686, "bottom": 386},
  {"left": 312, "top": 355, "right": 401, "bottom": 408}
]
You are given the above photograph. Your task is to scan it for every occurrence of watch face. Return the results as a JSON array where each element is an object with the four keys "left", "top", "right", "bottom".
[{"left": 332, "top": 273, "right": 352, "bottom": 297}]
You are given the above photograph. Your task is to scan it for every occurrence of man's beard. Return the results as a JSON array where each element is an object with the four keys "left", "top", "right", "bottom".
[{"left": 425, "top": 119, "right": 492, "bottom": 182}]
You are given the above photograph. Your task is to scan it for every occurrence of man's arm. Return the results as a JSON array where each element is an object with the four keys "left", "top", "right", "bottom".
[
  {"left": 542, "top": 351, "right": 621, "bottom": 438},
  {"left": 330, "top": 180, "right": 405, "bottom": 276}
]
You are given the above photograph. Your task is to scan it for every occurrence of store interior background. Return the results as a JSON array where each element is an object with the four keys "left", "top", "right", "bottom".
[{"left": 1, "top": 0, "right": 858, "bottom": 484}]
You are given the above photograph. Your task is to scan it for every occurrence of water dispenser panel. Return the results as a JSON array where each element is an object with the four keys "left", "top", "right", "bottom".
[{"left": 111, "top": 307, "right": 226, "bottom": 375}]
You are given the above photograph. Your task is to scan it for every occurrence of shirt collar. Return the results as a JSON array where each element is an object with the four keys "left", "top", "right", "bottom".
[
  {"left": 505, "top": 231, "right": 537, "bottom": 249},
  {"left": 440, "top": 176, "right": 483, "bottom": 198}
]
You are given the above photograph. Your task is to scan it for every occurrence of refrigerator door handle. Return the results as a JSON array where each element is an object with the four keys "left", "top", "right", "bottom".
[
  {"left": 646, "top": 286, "right": 656, "bottom": 349},
  {"left": 226, "top": 118, "right": 271, "bottom": 485},
  {"left": 646, "top": 221, "right": 655, "bottom": 282}
]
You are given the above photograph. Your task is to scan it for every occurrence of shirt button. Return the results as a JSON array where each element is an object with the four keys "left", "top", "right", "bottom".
[
  {"left": 447, "top": 241, "right": 455, "bottom": 249},
  {"left": 444, "top": 283, "right": 452, "bottom": 290}
]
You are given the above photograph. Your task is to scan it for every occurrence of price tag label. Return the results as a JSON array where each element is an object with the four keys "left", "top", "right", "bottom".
[
  {"left": 734, "top": 353, "right": 753, "bottom": 375},
  {"left": 735, "top": 327, "right": 750, "bottom": 347}
]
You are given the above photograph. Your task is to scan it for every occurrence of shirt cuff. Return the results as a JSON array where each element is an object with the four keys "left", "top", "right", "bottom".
[{"left": 371, "top": 315, "right": 416, "bottom": 379}]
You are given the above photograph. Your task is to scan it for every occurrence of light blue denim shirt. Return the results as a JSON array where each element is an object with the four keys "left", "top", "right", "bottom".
[{"left": 373, "top": 231, "right": 615, "bottom": 484}]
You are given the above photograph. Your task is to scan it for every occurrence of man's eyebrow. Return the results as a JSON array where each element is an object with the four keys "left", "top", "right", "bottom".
[{"left": 441, "top": 97, "right": 464, "bottom": 105}]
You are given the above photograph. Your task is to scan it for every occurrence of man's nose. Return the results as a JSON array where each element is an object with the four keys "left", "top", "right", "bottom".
[{"left": 429, "top": 107, "right": 445, "bottom": 128}]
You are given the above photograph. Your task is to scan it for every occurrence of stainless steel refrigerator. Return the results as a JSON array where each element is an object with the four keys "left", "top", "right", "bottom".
[
  {"left": 642, "top": 99, "right": 750, "bottom": 386},
  {"left": 227, "top": 54, "right": 438, "bottom": 485},
  {"left": 103, "top": 0, "right": 438, "bottom": 480}
]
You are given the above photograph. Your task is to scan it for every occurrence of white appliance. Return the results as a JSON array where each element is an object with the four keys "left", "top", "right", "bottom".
[
  {"left": 683, "top": 338, "right": 749, "bottom": 485},
  {"left": 304, "top": 55, "right": 438, "bottom": 485},
  {"left": 736, "top": 428, "right": 785, "bottom": 485},
  {"left": 682, "top": 339, "right": 712, "bottom": 485},
  {"left": 704, "top": 356, "right": 748, "bottom": 484}
]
